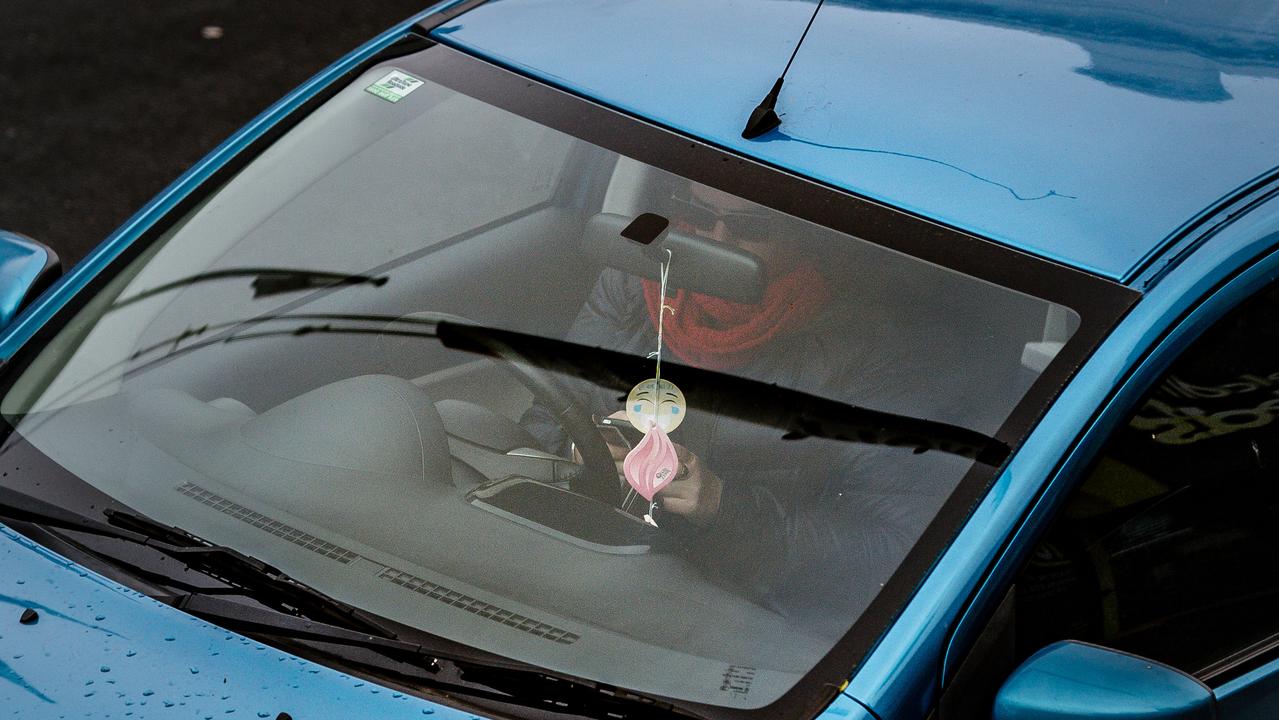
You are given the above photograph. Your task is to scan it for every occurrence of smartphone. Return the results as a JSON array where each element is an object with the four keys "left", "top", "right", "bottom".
[
  {"left": 594, "top": 416, "right": 649, "bottom": 514},
  {"left": 596, "top": 416, "right": 645, "bottom": 448}
]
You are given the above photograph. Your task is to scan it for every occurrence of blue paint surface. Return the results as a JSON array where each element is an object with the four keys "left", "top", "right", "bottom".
[
  {"left": 817, "top": 692, "right": 879, "bottom": 720},
  {"left": 1217, "top": 655, "right": 1279, "bottom": 717},
  {"left": 435, "top": 0, "right": 1279, "bottom": 280},
  {"left": 0, "top": 526, "right": 482, "bottom": 718},
  {"left": 994, "top": 642, "right": 1213, "bottom": 719},
  {"left": 0, "top": 232, "right": 50, "bottom": 332}
]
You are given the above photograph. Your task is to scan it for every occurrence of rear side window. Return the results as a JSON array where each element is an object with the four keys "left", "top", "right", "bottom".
[{"left": 1015, "top": 280, "right": 1279, "bottom": 680}]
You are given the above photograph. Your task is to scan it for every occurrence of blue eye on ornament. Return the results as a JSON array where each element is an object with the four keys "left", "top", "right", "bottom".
[{"left": 634, "top": 404, "right": 643, "bottom": 412}]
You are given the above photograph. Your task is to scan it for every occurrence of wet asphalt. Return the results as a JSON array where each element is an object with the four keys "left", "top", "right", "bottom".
[{"left": 0, "top": 0, "right": 427, "bottom": 267}]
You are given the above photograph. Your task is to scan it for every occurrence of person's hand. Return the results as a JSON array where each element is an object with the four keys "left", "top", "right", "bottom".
[
  {"left": 574, "top": 414, "right": 723, "bottom": 525},
  {"left": 658, "top": 444, "right": 723, "bottom": 526}
]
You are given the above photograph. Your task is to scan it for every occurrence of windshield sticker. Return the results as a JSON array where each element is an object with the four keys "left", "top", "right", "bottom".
[
  {"left": 622, "top": 249, "right": 686, "bottom": 526},
  {"left": 719, "top": 665, "right": 757, "bottom": 697},
  {"left": 364, "top": 70, "right": 424, "bottom": 103}
]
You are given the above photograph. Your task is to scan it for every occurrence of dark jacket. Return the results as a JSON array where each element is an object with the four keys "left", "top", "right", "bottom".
[{"left": 524, "top": 269, "right": 965, "bottom": 627}]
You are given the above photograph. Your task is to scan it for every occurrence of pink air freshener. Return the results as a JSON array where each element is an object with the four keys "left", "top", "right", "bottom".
[
  {"left": 619, "top": 246, "right": 684, "bottom": 526},
  {"left": 623, "top": 422, "right": 680, "bottom": 503}
]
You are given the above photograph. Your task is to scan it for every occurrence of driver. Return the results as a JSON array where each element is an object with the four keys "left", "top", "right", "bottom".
[{"left": 523, "top": 182, "right": 933, "bottom": 621}]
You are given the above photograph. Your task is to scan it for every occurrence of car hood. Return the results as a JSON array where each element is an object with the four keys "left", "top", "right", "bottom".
[
  {"left": 0, "top": 522, "right": 874, "bottom": 718},
  {"left": 435, "top": 0, "right": 1279, "bottom": 281},
  {"left": 0, "top": 524, "right": 479, "bottom": 718}
]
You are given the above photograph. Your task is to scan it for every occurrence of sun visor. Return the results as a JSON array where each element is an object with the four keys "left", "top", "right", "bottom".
[{"left": 581, "top": 213, "right": 764, "bottom": 304}]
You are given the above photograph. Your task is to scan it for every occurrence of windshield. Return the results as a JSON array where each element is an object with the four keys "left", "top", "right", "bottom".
[{"left": 0, "top": 44, "right": 1109, "bottom": 713}]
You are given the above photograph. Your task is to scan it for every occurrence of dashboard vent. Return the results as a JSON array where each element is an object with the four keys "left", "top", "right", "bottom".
[
  {"left": 379, "top": 567, "right": 580, "bottom": 645},
  {"left": 177, "top": 482, "right": 359, "bottom": 564}
]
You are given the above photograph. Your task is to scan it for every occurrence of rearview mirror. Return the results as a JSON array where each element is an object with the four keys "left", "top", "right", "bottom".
[
  {"left": 995, "top": 641, "right": 1215, "bottom": 720},
  {"left": 581, "top": 213, "right": 765, "bottom": 304},
  {"left": 0, "top": 231, "right": 61, "bottom": 331}
]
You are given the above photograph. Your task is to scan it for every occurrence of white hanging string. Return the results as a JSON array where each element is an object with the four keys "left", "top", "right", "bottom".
[
  {"left": 650, "top": 248, "right": 674, "bottom": 383},
  {"left": 628, "top": 249, "right": 674, "bottom": 519}
]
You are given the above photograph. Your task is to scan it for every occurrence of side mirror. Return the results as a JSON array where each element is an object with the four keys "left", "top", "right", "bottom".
[
  {"left": 995, "top": 641, "right": 1215, "bottom": 720},
  {"left": 0, "top": 231, "right": 61, "bottom": 331}
]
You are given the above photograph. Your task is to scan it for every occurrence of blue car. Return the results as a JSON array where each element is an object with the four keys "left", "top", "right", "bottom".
[{"left": 3, "top": 1, "right": 1278, "bottom": 718}]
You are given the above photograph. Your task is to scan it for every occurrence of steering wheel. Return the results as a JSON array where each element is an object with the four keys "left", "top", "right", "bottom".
[
  {"left": 466, "top": 329, "right": 621, "bottom": 505},
  {"left": 385, "top": 312, "right": 620, "bottom": 505}
]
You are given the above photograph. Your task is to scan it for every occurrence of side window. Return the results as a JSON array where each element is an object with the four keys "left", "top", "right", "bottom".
[{"left": 1015, "top": 281, "right": 1279, "bottom": 680}]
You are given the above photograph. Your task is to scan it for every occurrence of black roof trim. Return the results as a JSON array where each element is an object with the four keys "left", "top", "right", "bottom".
[{"left": 414, "top": 0, "right": 493, "bottom": 34}]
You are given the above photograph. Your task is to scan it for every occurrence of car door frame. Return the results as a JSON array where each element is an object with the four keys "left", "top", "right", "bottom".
[{"left": 928, "top": 190, "right": 1279, "bottom": 718}]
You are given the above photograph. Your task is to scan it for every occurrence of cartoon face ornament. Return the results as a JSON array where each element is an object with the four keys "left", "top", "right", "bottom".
[
  {"left": 621, "top": 249, "right": 686, "bottom": 525},
  {"left": 625, "top": 378, "right": 686, "bottom": 433},
  {"left": 622, "top": 378, "right": 685, "bottom": 525}
]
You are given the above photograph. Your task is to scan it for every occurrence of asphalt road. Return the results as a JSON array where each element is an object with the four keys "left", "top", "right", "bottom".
[{"left": 0, "top": 0, "right": 427, "bottom": 267}]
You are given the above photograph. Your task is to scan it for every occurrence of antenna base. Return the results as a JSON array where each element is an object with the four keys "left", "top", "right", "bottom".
[{"left": 741, "top": 78, "right": 784, "bottom": 139}]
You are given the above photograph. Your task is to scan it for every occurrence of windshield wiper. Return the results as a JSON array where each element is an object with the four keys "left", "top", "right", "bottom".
[
  {"left": 172, "top": 592, "right": 702, "bottom": 718},
  {"left": 110, "top": 267, "right": 388, "bottom": 309},
  {"left": 168, "top": 593, "right": 441, "bottom": 666},
  {"left": 0, "top": 484, "right": 152, "bottom": 543},
  {"left": 0, "top": 485, "right": 695, "bottom": 717},
  {"left": 106, "top": 507, "right": 396, "bottom": 636},
  {"left": 1, "top": 485, "right": 703, "bottom": 718},
  {"left": 434, "top": 320, "right": 1011, "bottom": 466},
  {"left": 453, "top": 664, "right": 704, "bottom": 720},
  {"left": 0, "top": 485, "right": 394, "bottom": 638},
  {"left": 94, "top": 312, "right": 1008, "bottom": 466},
  {"left": 201, "top": 591, "right": 699, "bottom": 719}
]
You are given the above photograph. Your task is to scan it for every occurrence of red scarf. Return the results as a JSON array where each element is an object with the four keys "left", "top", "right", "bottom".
[{"left": 642, "top": 264, "right": 830, "bottom": 371}]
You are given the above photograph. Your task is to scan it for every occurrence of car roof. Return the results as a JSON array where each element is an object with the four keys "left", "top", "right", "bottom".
[{"left": 432, "top": 0, "right": 1279, "bottom": 283}]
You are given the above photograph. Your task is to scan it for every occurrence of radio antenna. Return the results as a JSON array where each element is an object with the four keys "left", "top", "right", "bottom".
[{"left": 741, "top": 0, "right": 826, "bottom": 140}]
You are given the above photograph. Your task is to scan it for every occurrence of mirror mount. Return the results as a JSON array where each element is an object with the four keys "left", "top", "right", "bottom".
[
  {"left": 995, "top": 641, "right": 1216, "bottom": 720},
  {"left": 0, "top": 231, "right": 61, "bottom": 332}
]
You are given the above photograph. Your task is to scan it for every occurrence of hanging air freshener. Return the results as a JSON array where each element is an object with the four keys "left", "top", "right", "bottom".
[
  {"left": 622, "top": 249, "right": 686, "bottom": 526},
  {"left": 622, "top": 423, "right": 679, "bottom": 502}
]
